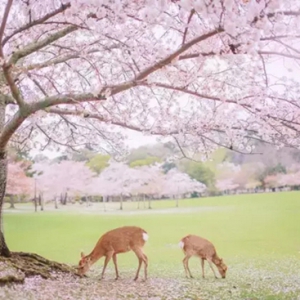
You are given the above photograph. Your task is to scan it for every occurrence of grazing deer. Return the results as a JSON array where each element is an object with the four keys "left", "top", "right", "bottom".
[
  {"left": 78, "top": 226, "right": 148, "bottom": 281},
  {"left": 179, "top": 234, "right": 227, "bottom": 279}
]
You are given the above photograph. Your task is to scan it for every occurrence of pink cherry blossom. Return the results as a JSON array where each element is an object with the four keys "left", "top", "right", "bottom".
[
  {"left": 7, "top": 162, "right": 34, "bottom": 196},
  {"left": 0, "top": 0, "right": 300, "bottom": 160}
]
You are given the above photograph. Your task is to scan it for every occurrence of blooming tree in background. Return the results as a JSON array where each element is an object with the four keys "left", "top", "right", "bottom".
[
  {"left": 263, "top": 174, "right": 280, "bottom": 188},
  {"left": 7, "top": 162, "right": 34, "bottom": 196},
  {"left": 216, "top": 178, "right": 239, "bottom": 193},
  {"left": 33, "top": 161, "right": 95, "bottom": 201},
  {"left": 90, "top": 161, "right": 139, "bottom": 209},
  {"left": 162, "top": 168, "right": 206, "bottom": 206},
  {"left": 1, "top": 0, "right": 300, "bottom": 256},
  {"left": 277, "top": 172, "right": 300, "bottom": 187},
  {"left": 134, "top": 164, "right": 165, "bottom": 209}
]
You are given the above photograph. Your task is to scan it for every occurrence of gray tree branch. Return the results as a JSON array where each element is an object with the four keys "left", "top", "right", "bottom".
[
  {"left": 0, "top": 0, "right": 13, "bottom": 47},
  {"left": 8, "top": 25, "right": 78, "bottom": 65},
  {"left": 1, "top": 2, "right": 71, "bottom": 46}
]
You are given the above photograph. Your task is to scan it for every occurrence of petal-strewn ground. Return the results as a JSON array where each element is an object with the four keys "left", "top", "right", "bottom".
[{"left": 1, "top": 259, "right": 300, "bottom": 300}]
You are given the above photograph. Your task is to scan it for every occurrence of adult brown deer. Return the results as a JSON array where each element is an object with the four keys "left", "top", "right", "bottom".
[
  {"left": 179, "top": 234, "right": 227, "bottom": 279},
  {"left": 78, "top": 226, "right": 148, "bottom": 281}
]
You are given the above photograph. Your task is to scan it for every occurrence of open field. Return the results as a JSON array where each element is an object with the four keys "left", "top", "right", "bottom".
[{"left": 2, "top": 192, "right": 300, "bottom": 299}]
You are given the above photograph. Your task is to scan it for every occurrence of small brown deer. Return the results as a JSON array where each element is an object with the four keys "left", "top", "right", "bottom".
[
  {"left": 179, "top": 234, "right": 227, "bottom": 279},
  {"left": 78, "top": 226, "right": 148, "bottom": 281}
]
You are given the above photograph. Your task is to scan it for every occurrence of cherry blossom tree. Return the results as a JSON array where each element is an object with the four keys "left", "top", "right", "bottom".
[
  {"left": 245, "top": 180, "right": 262, "bottom": 191},
  {"left": 134, "top": 164, "right": 165, "bottom": 209},
  {"left": 277, "top": 172, "right": 300, "bottom": 188},
  {"left": 263, "top": 174, "right": 280, "bottom": 189},
  {"left": 216, "top": 178, "right": 239, "bottom": 194},
  {"left": 33, "top": 161, "right": 95, "bottom": 207},
  {"left": 216, "top": 162, "right": 264, "bottom": 191},
  {"left": 6, "top": 161, "right": 34, "bottom": 208},
  {"left": 90, "top": 161, "right": 145, "bottom": 209},
  {"left": 162, "top": 168, "right": 206, "bottom": 206},
  {"left": 1, "top": 0, "right": 300, "bottom": 259}
]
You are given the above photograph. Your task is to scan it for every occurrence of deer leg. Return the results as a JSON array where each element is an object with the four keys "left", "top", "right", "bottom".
[
  {"left": 101, "top": 251, "right": 113, "bottom": 279},
  {"left": 142, "top": 253, "right": 148, "bottom": 281},
  {"left": 112, "top": 253, "right": 119, "bottom": 280},
  {"left": 201, "top": 258, "right": 205, "bottom": 279},
  {"left": 183, "top": 255, "right": 193, "bottom": 278},
  {"left": 186, "top": 257, "right": 194, "bottom": 278},
  {"left": 133, "top": 248, "right": 147, "bottom": 281},
  {"left": 207, "top": 259, "right": 218, "bottom": 279}
]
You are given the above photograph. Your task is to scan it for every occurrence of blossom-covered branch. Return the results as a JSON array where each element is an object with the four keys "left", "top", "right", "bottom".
[
  {"left": 8, "top": 25, "right": 78, "bottom": 65},
  {"left": 1, "top": 2, "right": 71, "bottom": 46}
]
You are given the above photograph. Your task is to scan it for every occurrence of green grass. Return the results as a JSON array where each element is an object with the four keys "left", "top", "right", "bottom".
[{"left": 3, "top": 191, "right": 300, "bottom": 299}]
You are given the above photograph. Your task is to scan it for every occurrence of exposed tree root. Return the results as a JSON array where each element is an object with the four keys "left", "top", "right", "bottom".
[{"left": 0, "top": 252, "right": 80, "bottom": 284}]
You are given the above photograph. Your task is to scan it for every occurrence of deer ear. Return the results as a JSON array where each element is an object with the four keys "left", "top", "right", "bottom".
[{"left": 80, "top": 251, "right": 85, "bottom": 258}]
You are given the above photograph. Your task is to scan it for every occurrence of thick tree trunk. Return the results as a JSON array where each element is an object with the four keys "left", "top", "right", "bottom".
[
  {"left": 0, "top": 95, "right": 11, "bottom": 256},
  {"left": 0, "top": 150, "right": 11, "bottom": 257}
]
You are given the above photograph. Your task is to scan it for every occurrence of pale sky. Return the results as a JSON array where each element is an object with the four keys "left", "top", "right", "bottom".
[{"left": 30, "top": 129, "right": 159, "bottom": 158}]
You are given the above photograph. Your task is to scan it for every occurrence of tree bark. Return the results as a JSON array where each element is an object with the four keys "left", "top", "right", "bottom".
[
  {"left": 0, "top": 96, "right": 11, "bottom": 257},
  {"left": 148, "top": 196, "right": 152, "bottom": 209},
  {"left": 9, "top": 195, "right": 15, "bottom": 209},
  {"left": 0, "top": 251, "right": 80, "bottom": 284},
  {"left": 34, "top": 178, "right": 37, "bottom": 212},
  {"left": 34, "top": 196, "right": 38, "bottom": 212},
  {"left": 0, "top": 151, "right": 11, "bottom": 256},
  {"left": 63, "top": 192, "right": 67, "bottom": 205},
  {"left": 103, "top": 195, "right": 106, "bottom": 212},
  {"left": 40, "top": 194, "right": 44, "bottom": 211},
  {"left": 54, "top": 196, "right": 58, "bottom": 209},
  {"left": 119, "top": 194, "right": 123, "bottom": 210}
]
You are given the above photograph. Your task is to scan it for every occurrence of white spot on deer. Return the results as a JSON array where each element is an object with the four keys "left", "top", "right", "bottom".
[
  {"left": 142, "top": 232, "right": 149, "bottom": 241},
  {"left": 179, "top": 241, "right": 184, "bottom": 249}
]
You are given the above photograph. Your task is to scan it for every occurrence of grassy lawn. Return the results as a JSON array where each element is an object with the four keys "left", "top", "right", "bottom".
[{"left": 3, "top": 191, "right": 300, "bottom": 299}]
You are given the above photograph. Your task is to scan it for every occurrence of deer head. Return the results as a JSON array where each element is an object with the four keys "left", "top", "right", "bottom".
[
  {"left": 216, "top": 258, "right": 227, "bottom": 279},
  {"left": 77, "top": 252, "right": 92, "bottom": 276}
]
